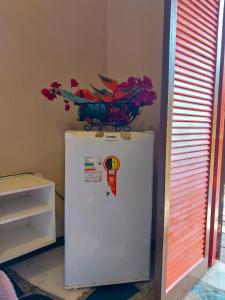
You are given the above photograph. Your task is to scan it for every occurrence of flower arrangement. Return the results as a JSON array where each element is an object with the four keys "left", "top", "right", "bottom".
[{"left": 41, "top": 74, "right": 157, "bottom": 131}]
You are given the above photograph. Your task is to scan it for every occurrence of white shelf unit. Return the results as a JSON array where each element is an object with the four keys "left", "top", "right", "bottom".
[{"left": 0, "top": 174, "right": 55, "bottom": 263}]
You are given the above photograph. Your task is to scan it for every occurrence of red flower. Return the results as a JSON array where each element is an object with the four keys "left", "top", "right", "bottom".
[
  {"left": 71, "top": 79, "right": 79, "bottom": 88},
  {"left": 41, "top": 88, "right": 57, "bottom": 101},
  {"left": 50, "top": 81, "right": 61, "bottom": 95},
  {"left": 51, "top": 81, "right": 61, "bottom": 89},
  {"left": 64, "top": 100, "right": 70, "bottom": 111},
  {"left": 41, "top": 88, "right": 49, "bottom": 97}
]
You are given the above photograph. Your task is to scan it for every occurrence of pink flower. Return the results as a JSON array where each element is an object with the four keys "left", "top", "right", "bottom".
[
  {"left": 71, "top": 79, "right": 79, "bottom": 88},
  {"left": 127, "top": 77, "right": 136, "bottom": 86},
  {"left": 142, "top": 76, "right": 153, "bottom": 89}
]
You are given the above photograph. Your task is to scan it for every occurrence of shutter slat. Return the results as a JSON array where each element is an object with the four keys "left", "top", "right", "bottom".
[
  {"left": 170, "top": 167, "right": 207, "bottom": 185},
  {"left": 177, "top": 20, "right": 216, "bottom": 50},
  {"left": 200, "top": 0, "right": 218, "bottom": 10},
  {"left": 170, "top": 191, "right": 208, "bottom": 209},
  {"left": 169, "top": 215, "right": 207, "bottom": 232},
  {"left": 175, "top": 81, "right": 214, "bottom": 96},
  {"left": 167, "top": 254, "right": 204, "bottom": 286},
  {"left": 168, "top": 232, "right": 206, "bottom": 249},
  {"left": 171, "top": 176, "right": 208, "bottom": 194},
  {"left": 170, "top": 204, "right": 207, "bottom": 219},
  {"left": 174, "top": 87, "right": 213, "bottom": 100},
  {"left": 173, "top": 96, "right": 213, "bottom": 107},
  {"left": 173, "top": 115, "right": 211, "bottom": 123},
  {"left": 177, "top": 29, "right": 216, "bottom": 56},
  {"left": 172, "top": 122, "right": 211, "bottom": 128},
  {"left": 169, "top": 211, "right": 207, "bottom": 228},
  {"left": 175, "top": 66, "right": 214, "bottom": 84},
  {"left": 176, "top": 59, "right": 215, "bottom": 79},
  {"left": 180, "top": 0, "right": 217, "bottom": 27},
  {"left": 167, "top": 247, "right": 204, "bottom": 272},
  {"left": 189, "top": 0, "right": 218, "bottom": 21},
  {"left": 207, "top": 0, "right": 219, "bottom": 9},
  {"left": 168, "top": 247, "right": 204, "bottom": 266},
  {"left": 171, "top": 151, "right": 210, "bottom": 162},
  {"left": 174, "top": 74, "right": 214, "bottom": 90},
  {"left": 168, "top": 229, "right": 206, "bottom": 248},
  {"left": 177, "top": 7, "right": 217, "bottom": 40},
  {"left": 170, "top": 183, "right": 208, "bottom": 200},
  {"left": 173, "top": 108, "right": 212, "bottom": 117},
  {"left": 172, "top": 139, "right": 210, "bottom": 149},
  {"left": 171, "top": 161, "right": 209, "bottom": 174},
  {"left": 178, "top": 2, "right": 217, "bottom": 34},
  {"left": 172, "top": 134, "right": 211, "bottom": 141},
  {"left": 169, "top": 229, "right": 206, "bottom": 246},
  {"left": 172, "top": 128, "right": 211, "bottom": 134},
  {"left": 168, "top": 245, "right": 205, "bottom": 266},
  {"left": 171, "top": 172, "right": 208, "bottom": 188},
  {"left": 171, "top": 145, "right": 210, "bottom": 155},
  {"left": 171, "top": 156, "right": 209, "bottom": 168},
  {"left": 169, "top": 222, "right": 206, "bottom": 239},
  {"left": 176, "top": 52, "right": 214, "bottom": 72},
  {"left": 173, "top": 100, "right": 212, "bottom": 112},
  {"left": 176, "top": 45, "right": 215, "bottom": 67},
  {"left": 177, "top": 13, "right": 216, "bottom": 44},
  {"left": 171, "top": 165, "right": 208, "bottom": 181}
]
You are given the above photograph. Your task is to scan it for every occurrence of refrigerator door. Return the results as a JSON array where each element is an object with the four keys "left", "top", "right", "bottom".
[{"left": 65, "top": 131, "right": 154, "bottom": 288}]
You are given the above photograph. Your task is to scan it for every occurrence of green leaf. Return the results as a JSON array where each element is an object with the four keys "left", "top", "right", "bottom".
[
  {"left": 90, "top": 84, "right": 112, "bottom": 96},
  {"left": 98, "top": 74, "right": 118, "bottom": 92}
]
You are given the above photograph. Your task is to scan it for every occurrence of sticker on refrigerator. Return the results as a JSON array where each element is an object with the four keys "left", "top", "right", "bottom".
[
  {"left": 104, "top": 156, "right": 120, "bottom": 196},
  {"left": 84, "top": 157, "right": 102, "bottom": 182}
]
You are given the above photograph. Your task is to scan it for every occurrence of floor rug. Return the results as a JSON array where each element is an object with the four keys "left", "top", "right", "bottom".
[
  {"left": 19, "top": 295, "right": 53, "bottom": 300},
  {"left": 86, "top": 283, "right": 139, "bottom": 300},
  {"left": 1, "top": 269, "right": 54, "bottom": 300},
  {"left": 3, "top": 269, "right": 24, "bottom": 298}
]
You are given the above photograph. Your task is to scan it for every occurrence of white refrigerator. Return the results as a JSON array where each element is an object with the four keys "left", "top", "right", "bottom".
[{"left": 65, "top": 131, "right": 154, "bottom": 289}]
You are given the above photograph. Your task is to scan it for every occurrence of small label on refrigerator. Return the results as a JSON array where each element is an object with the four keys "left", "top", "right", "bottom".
[
  {"left": 84, "top": 156, "right": 103, "bottom": 182},
  {"left": 103, "top": 156, "right": 120, "bottom": 196}
]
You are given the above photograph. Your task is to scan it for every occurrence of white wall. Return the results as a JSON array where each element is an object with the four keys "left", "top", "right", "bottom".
[
  {"left": 0, "top": 0, "right": 164, "bottom": 237},
  {"left": 0, "top": 0, "right": 108, "bottom": 236},
  {"left": 107, "top": 0, "right": 165, "bottom": 241},
  {"left": 107, "top": 0, "right": 164, "bottom": 134}
]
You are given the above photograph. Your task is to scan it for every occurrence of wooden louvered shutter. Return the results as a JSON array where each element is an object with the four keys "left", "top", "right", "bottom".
[{"left": 166, "top": 0, "right": 223, "bottom": 291}]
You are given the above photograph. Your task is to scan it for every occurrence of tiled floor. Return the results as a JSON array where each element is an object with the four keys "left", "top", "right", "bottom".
[
  {"left": 221, "top": 230, "right": 225, "bottom": 264},
  {"left": 187, "top": 281, "right": 225, "bottom": 300},
  {"left": 201, "top": 261, "right": 225, "bottom": 291},
  {"left": 185, "top": 261, "right": 225, "bottom": 299},
  {"left": 221, "top": 247, "right": 225, "bottom": 264}
]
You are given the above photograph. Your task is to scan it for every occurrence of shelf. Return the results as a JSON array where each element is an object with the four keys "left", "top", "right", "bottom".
[
  {"left": 0, "top": 174, "right": 55, "bottom": 263},
  {"left": 0, "top": 224, "right": 54, "bottom": 263},
  {"left": 0, "top": 196, "right": 52, "bottom": 225},
  {"left": 0, "top": 175, "right": 53, "bottom": 196}
]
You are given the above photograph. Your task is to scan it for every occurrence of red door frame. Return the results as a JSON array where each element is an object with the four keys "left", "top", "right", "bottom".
[{"left": 209, "top": 38, "right": 225, "bottom": 266}]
